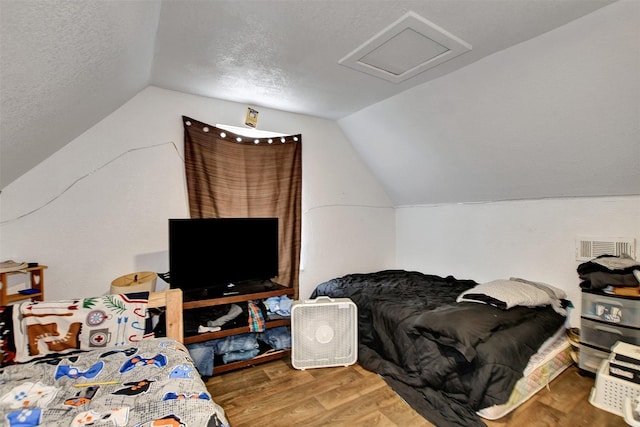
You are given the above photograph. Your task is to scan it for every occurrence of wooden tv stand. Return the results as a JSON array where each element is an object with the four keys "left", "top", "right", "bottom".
[{"left": 182, "top": 282, "right": 294, "bottom": 374}]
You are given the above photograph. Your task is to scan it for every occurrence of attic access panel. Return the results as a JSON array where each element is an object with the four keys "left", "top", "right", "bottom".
[{"left": 339, "top": 11, "right": 472, "bottom": 83}]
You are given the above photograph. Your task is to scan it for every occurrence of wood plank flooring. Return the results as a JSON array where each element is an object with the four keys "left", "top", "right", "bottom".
[{"left": 206, "top": 358, "right": 628, "bottom": 427}]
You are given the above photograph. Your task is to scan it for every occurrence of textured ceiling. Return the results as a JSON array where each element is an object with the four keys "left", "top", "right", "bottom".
[{"left": 0, "top": 0, "right": 619, "bottom": 190}]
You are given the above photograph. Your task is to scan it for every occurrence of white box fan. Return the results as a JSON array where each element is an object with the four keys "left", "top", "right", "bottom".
[{"left": 291, "top": 296, "right": 358, "bottom": 370}]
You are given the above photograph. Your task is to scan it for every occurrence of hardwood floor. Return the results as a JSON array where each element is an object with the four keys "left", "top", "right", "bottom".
[{"left": 206, "top": 358, "right": 628, "bottom": 427}]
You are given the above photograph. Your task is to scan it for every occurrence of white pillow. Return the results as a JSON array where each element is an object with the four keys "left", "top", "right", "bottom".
[
  {"left": 456, "top": 279, "right": 558, "bottom": 309},
  {"left": 509, "top": 277, "right": 567, "bottom": 300}
]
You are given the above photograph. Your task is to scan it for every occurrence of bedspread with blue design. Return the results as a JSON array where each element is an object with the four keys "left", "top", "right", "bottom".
[{"left": 0, "top": 337, "right": 229, "bottom": 426}]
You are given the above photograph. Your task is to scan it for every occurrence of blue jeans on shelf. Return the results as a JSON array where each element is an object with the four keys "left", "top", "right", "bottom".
[
  {"left": 213, "top": 333, "right": 259, "bottom": 354},
  {"left": 186, "top": 333, "right": 259, "bottom": 376},
  {"left": 258, "top": 326, "right": 291, "bottom": 350},
  {"left": 186, "top": 342, "right": 215, "bottom": 377},
  {"left": 221, "top": 348, "right": 260, "bottom": 364}
]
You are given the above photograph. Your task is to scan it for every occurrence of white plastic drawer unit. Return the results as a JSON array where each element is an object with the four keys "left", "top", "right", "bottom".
[
  {"left": 582, "top": 291, "right": 640, "bottom": 328},
  {"left": 581, "top": 318, "right": 640, "bottom": 350},
  {"left": 579, "top": 344, "right": 610, "bottom": 373}
]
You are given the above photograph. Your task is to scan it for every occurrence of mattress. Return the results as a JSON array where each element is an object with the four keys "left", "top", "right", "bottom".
[{"left": 477, "top": 327, "right": 574, "bottom": 420}]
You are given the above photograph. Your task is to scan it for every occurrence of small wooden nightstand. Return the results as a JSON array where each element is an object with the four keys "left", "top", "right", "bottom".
[{"left": 0, "top": 265, "right": 47, "bottom": 305}]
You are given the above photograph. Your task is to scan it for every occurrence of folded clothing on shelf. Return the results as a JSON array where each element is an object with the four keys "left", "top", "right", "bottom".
[{"left": 578, "top": 254, "right": 640, "bottom": 290}]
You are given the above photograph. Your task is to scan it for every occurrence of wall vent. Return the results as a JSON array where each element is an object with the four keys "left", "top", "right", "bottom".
[
  {"left": 575, "top": 237, "right": 636, "bottom": 261},
  {"left": 338, "top": 11, "right": 472, "bottom": 83}
]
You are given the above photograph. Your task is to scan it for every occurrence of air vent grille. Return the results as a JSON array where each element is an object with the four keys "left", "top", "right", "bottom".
[
  {"left": 338, "top": 11, "right": 471, "bottom": 83},
  {"left": 576, "top": 237, "right": 636, "bottom": 261}
]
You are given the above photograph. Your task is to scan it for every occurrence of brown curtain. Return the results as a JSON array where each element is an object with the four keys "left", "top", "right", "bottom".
[{"left": 182, "top": 116, "right": 301, "bottom": 292}]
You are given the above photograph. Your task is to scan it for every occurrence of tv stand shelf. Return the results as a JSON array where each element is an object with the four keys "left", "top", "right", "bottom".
[
  {"left": 182, "top": 283, "right": 294, "bottom": 374},
  {"left": 182, "top": 285, "right": 294, "bottom": 309},
  {"left": 213, "top": 349, "right": 291, "bottom": 375},
  {"left": 185, "top": 318, "right": 291, "bottom": 344}
]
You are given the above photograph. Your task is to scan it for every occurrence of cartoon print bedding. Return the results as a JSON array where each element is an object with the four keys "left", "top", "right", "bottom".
[
  {"left": 0, "top": 337, "right": 228, "bottom": 426},
  {"left": 0, "top": 292, "right": 229, "bottom": 426}
]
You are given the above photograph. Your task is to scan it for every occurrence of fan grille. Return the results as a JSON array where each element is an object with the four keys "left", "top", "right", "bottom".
[{"left": 291, "top": 298, "right": 357, "bottom": 369}]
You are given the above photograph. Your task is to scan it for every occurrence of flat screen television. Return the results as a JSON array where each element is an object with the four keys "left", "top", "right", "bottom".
[{"left": 169, "top": 217, "right": 279, "bottom": 297}]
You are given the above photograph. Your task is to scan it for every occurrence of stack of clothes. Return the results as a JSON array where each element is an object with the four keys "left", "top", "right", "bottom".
[{"left": 578, "top": 254, "right": 640, "bottom": 293}]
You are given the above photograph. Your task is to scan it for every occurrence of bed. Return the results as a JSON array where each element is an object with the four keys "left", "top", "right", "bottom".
[
  {"left": 310, "top": 270, "right": 570, "bottom": 427},
  {"left": 0, "top": 289, "right": 230, "bottom": 427},
  {"left": 476, "top": 326, "right": 573, "bottom": 420}
]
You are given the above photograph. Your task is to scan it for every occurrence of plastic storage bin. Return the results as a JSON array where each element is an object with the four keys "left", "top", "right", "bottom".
[
  {"left": 582, "top": 291, "right": 640, "bottom": 328},
  {"left": 590, "top": 359, "right": 640, "bottom": 416},
  {"left": 625, "top": 397, "right": 640, "bottom": 426},
  {"left": 581, "top": 318, "right": 640, "bottom": 350},
  {"left": 579, "top": 344, "right": 611, "bottom": 373}
]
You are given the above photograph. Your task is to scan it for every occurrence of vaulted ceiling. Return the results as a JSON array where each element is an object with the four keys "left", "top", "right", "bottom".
[{"left": 1, "top": 0, "right": 630, "bottom": 203}]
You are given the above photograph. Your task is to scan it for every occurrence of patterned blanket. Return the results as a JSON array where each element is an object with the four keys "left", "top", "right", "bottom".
[
  {"left": 0, "top": 338, "right": 229, "bottom": 426},
  {"left": 0, "top": 292, "right": 229, "bottom": 426}
]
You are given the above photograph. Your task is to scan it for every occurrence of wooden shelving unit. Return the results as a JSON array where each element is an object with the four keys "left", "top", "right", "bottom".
[
  {"left": 183, "top": 283, "right": 294, "bottom": 374},
  {"left": 185, "top": 318, "right": 291, "bottom": 344},
  {"left": 212, "top": 349, "right": 291, "bottom": 374},
  {"left": 182, "top": 286, "right": 295, "bottom": 310},
  {"left": 0, "top": 265, "right": 47, "bottom": 305}
]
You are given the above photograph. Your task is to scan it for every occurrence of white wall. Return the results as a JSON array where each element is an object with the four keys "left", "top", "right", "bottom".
[
  {"left": 396, "top": 196, "right": 640, "bottom": 326},
  {"left": 0, "top": 87, "right": 395, "bottom": 301}
]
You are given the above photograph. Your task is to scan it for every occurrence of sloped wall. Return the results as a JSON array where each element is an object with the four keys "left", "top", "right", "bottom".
[
  {"left": 339, "top": 0, "right": 639, "bottom": 205},
  {"left": 338, "top": 0, "right": 639, "bottom": 326},
  {"left": 0, "top": 87, "right": 394, "bottom": 300}
]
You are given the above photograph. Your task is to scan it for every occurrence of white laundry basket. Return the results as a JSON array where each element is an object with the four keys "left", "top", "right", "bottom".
[{"left": 590, "top": 359, "right": 640, "bottom": 416}]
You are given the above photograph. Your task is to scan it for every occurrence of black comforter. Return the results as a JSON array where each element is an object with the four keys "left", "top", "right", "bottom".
[{"left": 310, "top": 270, "right": 566, "bottom": 427}]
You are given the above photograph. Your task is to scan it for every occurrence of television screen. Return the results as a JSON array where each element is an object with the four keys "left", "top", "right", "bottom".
[{"left": 169, "top": 218, "right": 279, "bottom": 296}]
